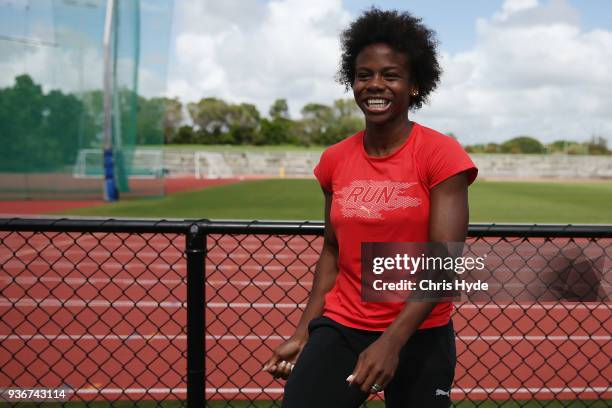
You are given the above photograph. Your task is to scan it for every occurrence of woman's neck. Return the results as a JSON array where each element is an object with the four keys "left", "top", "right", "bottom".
[{"left": 363, "top": 116, "right": 413, "bottom": 157}]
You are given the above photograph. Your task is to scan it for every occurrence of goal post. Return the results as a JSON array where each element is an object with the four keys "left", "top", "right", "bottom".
[{"left": 73, "top": 149, "right": 163, "bottom": 179}]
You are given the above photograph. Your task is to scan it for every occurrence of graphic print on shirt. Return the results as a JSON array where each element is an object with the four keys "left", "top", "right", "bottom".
[{"left": 337, "top": 180, "right": 422, "bottom": 219}]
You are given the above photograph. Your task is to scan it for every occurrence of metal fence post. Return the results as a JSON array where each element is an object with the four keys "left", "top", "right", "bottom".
[{"left": 186, "top": 223, "right": 205, "bottom": 408}]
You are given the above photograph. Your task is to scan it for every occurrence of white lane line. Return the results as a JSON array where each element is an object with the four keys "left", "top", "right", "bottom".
[
  {"left": 206, "top": 302, "right": 612, "bottom": 311},
  {"left": 3, "top": 273, "right": 608, "bottom": 294},
  {"left": 0, "top": 235, "right": 185, "bottom": 257},
  {"left": 0, "top": 275, "right": 311, "bottom": 288},
  {"left": 32, "top": 385, "right": 609, "bottom": 396},
  {"left": 0, "top": 298, "right": 186, "bottom": 308},
  {"left": 0, "top": 299, "right": 307, "bottom": 309},
  {"left": 453, "top": 386, "right": 611, "bottom": 395},
  {"left": 1, "top": 262, "right": 311, "bottom": 272},
  {"left": 92, "top": 386, "right": 607, "bottom": 396},
  {"left": 0, "top": 275, "right": 185, "bottom": 287},
  {"left": 3, "top": 252, "right": 320, "bottom": 262},
  {"left": 2, "top": 334, "right": 609, "bottom": 342},
  {"left": 2, "top": 298, "right": 609, "bottom": 311},
  {"left": 457, "top": 335, "right": 611, "bottom": 341},
  {"left": 207, "top": 386, "right": 612, "bottom": 395},
  {"left": 0, "top": 239, "right": 77, "bottom": 260},
  {"left": 0, "top": 236, "right": 177, "bottom": 259},
  {"left": 1, "top": 260, "right": 185, "bottom": 271},
  {"left": 75, "top": 387, "right": 187, "bottom": 395},
  {"left": 0, "top": 249, "right": 314, "bottom": 265},
  {"left": 210, "top": 253, "right": 320, "bottom": 261},
  {"left": 456, "top": 303, "right": 610, "bottom": 310},
  {"left": 205, "top": 280, "right": 312, "bottom": 287},
  {"left": 0, "top": 334, "right": 187, "bottom": 341},
  {"left": 3, "top": 275, "right": 610, "bottom": 294}
]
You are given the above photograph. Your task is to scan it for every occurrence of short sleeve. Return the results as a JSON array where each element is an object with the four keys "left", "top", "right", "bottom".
[
  {"left": 313, "top": 149, "right": 334, "bottom": 192},
  {"left": 425, "top": 136, "right": 478, "bottom": 189}
]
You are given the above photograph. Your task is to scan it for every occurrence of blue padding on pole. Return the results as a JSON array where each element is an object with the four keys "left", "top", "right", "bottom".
[{"left": 103, "top": 148, "right": 119, "bottom": 202}]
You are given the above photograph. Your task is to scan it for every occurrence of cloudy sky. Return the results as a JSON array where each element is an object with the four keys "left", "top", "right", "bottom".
[
  {"left": 0, "top": 0, "right": 610, "bottom": 145},
  {"left": 164, "top": 0, "right": 612, "bottom": 145}
]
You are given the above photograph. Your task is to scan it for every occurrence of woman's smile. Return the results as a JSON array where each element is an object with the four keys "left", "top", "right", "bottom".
[{"left": 363, "top": 98, "right": 392, "bottom": 113}]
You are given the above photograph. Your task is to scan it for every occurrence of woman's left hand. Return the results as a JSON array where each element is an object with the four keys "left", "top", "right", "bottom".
[{"left": 346, "top": 336, "right": 401, "bottom": 394}]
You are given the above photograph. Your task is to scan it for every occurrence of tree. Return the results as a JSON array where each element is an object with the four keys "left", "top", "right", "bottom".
[
  {"left": 260, "top": 99, "right": 301, "bottom": 144},
  {"left": 327, "top": 115, "right": 363, "bottom": 145},
  {"left": 333, "top": 98, "right": 360, "bottom": 118},
  {"left": 174, "top": 125, "right": 196, "bottom": 144},
  {"left": 547, "top": 140, "right": 576, "bottom": 154},
  {"left": 0, "top": 74, "right": 95, "bottom": 172},
  {"left": 300, "top": 103, "right": 334, "bottom": 145},
  {"left": 163, "top": 98, "right": 183, "bottom": 144},
  {"left": 136, "top": 96, "right": 165, "bottom": 145},
  {"left": 501, "top": 136, "right": 545, "bottom": 154},
  {"left": 186, "top": 98, "right": 263, "bottom": 145},
  {"left": 326, "top": 98, "right": 363, "bottom": 144},
  {"left": 584, "top": 135, "right": 609, "bottom": 155},
  {"left": 484, "top": 143, "right": 501, "bottom": 153},
  {"left": 42, "top": 89, "right": 89, "bottom": 167},
  {"left": 228, "top": 103, "right": 261, "bottom": 144},
  {"left": 269, "top": 98, "right": 289, "bottom": 120},
  {"left": 297, "top": 99, "right": 364, "bottom": 146},
  {"left": 260, "top": 117, "right": 294, "bottom": 145},
  {"left": 0, "top": 75, "right": 44, "bottom": 171},
  {"left": 187, "top": 98, "right": 235, "bottom": 144}
]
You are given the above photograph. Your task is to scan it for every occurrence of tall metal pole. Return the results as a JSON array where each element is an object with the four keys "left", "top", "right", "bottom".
[
  {"left": 186, "top": 224, "right": 206, "bottom": 407},
  {"left": 102, "top": 0, "right": 118, "bottom": 201}
]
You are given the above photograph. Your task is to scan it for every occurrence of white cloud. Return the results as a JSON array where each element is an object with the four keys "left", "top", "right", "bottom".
[
  {"left": 2, "top": 0, "right": 610, "bottom": 144},
  {"left": 6, "top": 0, "right": 601, "bottom": 144},
  {"left": 0, "top": 30, "right": 104, "bottom": 93},
  {"left": 415, "top": 0, "right": 612, "bottom": 143},
  {"left": 0, "top": 20, "right": 165, "bottom": 100},
  {"left": 166, "top": 0, "right": 351, "bottom": 117},
  {"left": 166, "top": 0, "right": 611, "bottom": 143}
]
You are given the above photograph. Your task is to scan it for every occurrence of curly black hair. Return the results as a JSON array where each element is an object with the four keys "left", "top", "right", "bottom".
[{"left": 337, "top": 8, "right": 442, "bottom": 110}]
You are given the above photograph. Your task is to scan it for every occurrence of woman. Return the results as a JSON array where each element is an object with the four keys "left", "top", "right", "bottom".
[{"left": 263, "top": 8, "right": 477, "bottom": 407}]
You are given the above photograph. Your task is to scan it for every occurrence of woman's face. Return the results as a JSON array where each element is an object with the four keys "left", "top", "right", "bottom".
[{"left": 353, "top": 43, "right": 414, "bottom": 125}]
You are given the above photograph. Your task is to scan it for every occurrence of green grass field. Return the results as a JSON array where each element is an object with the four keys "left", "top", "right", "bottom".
[
  {"left": 145, "top": 144, "right": 325, "bottom": 153},
  {"left": 64, "top": 179, "right": 612, "bottom": 224}
]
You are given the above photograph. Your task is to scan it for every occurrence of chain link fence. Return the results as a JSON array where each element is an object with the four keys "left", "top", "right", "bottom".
[{"left": 0, "top": 219, "right": 610, "bottom": 407}]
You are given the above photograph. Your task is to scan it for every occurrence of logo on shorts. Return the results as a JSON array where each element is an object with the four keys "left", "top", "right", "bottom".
[
  {"left": 337, "top": 180, "right": 421, "bottom": 219},
  {"left": 435, "top": 389, "right": 450, "bottom": 397}
]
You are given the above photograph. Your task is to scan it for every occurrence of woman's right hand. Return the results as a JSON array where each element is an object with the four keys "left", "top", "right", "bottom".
[{"left": 262, "top": 335, "right": 307, "bottom": 380}]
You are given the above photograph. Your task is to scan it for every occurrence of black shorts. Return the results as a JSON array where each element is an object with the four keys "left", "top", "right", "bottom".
[{"left": 282, "top": 316, "right": 456, "bottom": 408}]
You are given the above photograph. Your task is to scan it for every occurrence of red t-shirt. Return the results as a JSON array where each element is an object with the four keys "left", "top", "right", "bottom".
[{"left": 313, "top": 122, "right": 478, "bottom": 331}]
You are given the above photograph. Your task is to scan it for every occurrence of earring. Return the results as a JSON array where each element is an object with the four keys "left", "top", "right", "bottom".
[{"left": 412, "top": 90, "right": 419, "bottom": 96}]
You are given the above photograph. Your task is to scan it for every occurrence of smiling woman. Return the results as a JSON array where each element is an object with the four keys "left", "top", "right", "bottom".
[{"left": 262, "top": 7, "right": 478, "bottom": 408}]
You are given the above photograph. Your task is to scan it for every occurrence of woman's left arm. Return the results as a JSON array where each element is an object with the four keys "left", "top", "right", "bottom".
[{"left": 348, "top": 171, "right": 470, "bottom": 393}]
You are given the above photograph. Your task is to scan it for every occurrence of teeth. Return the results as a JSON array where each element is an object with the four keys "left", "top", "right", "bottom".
[
  {"left": 366, "top": 98, "right": 389, "bottom": 110},
  {"left": 367, "top": 98, "right": 389, "bottom": 107}
]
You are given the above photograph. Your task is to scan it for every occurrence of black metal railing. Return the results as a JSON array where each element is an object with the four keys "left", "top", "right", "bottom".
[{"left": 0, "top": 218, "right": 610, "bottom": 407}]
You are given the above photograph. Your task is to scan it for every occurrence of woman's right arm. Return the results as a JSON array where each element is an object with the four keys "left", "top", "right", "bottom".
[{"left": 262, "top": 189, "right": 339, "bottom": 378}]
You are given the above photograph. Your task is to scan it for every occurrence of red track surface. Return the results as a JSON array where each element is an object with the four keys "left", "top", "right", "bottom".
[
  {"left": 0, "top": 232, "right": 610, "bottom": 403},
  {"left": 0, "top": 201, "right": 105, "bottom": 215},
  {"left": 0, "top": 177, "right": 244, "bottom": 216}
]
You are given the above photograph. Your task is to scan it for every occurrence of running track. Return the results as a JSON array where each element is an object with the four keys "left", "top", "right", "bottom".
[
  {"left": 0, "top": 177, "right": 244, "bottom": 216},
  {"left": 0, "top": 232, "right": 610, "bottom": 403}
]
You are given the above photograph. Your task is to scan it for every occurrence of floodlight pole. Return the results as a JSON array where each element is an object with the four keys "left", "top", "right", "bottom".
[{"left": 102, "top": 0, "right": 118, "bottom": 201}]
